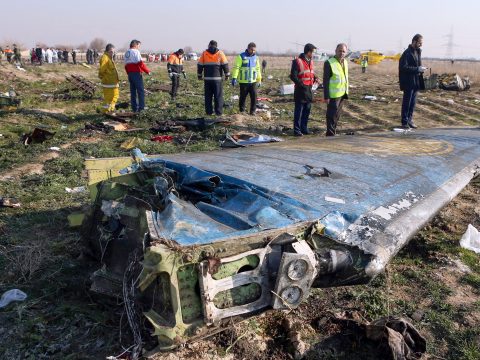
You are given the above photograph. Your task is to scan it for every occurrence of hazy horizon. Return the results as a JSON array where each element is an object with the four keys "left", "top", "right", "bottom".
[{"left": 2, "top": 0, "right": 479, "bottom": 59}]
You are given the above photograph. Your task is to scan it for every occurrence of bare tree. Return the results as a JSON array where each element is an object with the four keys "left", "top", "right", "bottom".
[
  {"left": 77, "top": 42, "right": 88, "bottom": 52},
  {"left": 90, "top": 38, "right": 106, "bottom": 50},
  {"left": 1, "top": 40, "right": 24, "bottom": 48},
  {"left": 55, "top": 44, "right": 74, "bottom": 50}
]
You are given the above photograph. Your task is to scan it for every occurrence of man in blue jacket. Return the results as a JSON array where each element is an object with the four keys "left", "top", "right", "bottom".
[{"left": 399, "top": 34, "right": 427, "bottom": 129}]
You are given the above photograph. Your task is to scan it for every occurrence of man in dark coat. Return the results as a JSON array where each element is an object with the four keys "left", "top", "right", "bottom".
[
  {"left": 35, "top": 46, "right": 43, "bottom": 65},
  {"left": 399, "top": 34, "right": 426, "bottom": 129},
  {"left": 63, "top": 49, "right": 69, "bottom": 63},
  {"left": 289, "top": 43, "right": 318, "bottom": 136}
]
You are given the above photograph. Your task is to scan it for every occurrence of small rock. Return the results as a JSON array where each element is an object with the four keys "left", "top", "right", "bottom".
[{"left": 411, "top": 309, "right": 424, "bottom": 322}]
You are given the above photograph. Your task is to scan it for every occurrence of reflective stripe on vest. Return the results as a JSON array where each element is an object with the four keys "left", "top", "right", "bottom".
[
  {"left": 296, "top": 58, "right": 314, "bottom": 86},
  {"left": 328, "top": 57, "right": 349, "bottom": 98}
]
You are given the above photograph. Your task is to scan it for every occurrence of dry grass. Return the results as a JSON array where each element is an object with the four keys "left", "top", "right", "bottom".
[{"left": 362, "top": 59, "right": 480, "bottom": 83}]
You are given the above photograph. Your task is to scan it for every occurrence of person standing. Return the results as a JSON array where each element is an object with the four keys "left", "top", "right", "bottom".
[
  {"left": 399, "top": 34, "right": 426, "bottom": 129},
  {"left": 13, "top": 44, "right": 21, "bottom": 65},
  {"left": 261, "top": 59, "right": 267, "bottom": 75},
  {"left": 86, "top": 49, "right": 92, "bottom": 64},
  {"left": 167, "top": 48, "right": 186, "bottom": 101},
  {"left": 63, "top": 49, "right": 69, "bottom": 63},
  {"left": 289, "top": 43, "right": 318, "bottom": 136},
  {"left": 361, "top": 56, "right": 368, "bottom": 73},
  {"left": 52, "top": 48, "right": 58, "bottom": 63},
  {"left": 231, "top": 42, "right": 262, "bottom": 115},
  {"left": 197, "top": 40, "right": 230, "bottom": 116},
  {"left": 5, "top": 46, "right": 14, "bottom": 63},
  {"left": 124, "top": 39, "right": 150, "bottom": 113},
  {"left": 98, "top": 44, "right": 120, "bottom": 113},
  {"left": 71, "top": 49, "right": 77, "bottom": 65},
  {"left": 45, "top": 48, "right": 53, "bottom": 64},
  {"left": 93, "top": 49, "right": 99, "bottom": 64},
  {"left": 323, "top": 43, "right": 349, "bottom": 136}
]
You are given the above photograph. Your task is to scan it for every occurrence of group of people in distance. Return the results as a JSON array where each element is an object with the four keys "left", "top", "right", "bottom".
[{"left": 97, "top": 34, "right": 426, "bottom": 136}]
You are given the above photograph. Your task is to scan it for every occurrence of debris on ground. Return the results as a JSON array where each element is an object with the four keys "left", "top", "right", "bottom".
[
  {"left": 312, "top": 313, "right": 426, "bottom": 360},
  {"left": 460, "top": 224, "right": 480, "bottom": 254},
  {"left": 172, "top": 133, "right": 201, "bottom": 146},
  {"left": 280, "top": 84, "right": 295, "bottom": 95},
  {"left": 150, "top": 120, "right": 186, "bottom": 133},
  {"left": 0, "top": 197, "right": 21, "bottom": 208},
  {"left": 65, "top": 74, "right": 96, "bottom": 98},
  {"left": 424, "top": 73, "right": 471, "bottom": 91},
  {"left": 220, "top": 131, "right": 283, "bottom": 148},
  {"left": 97, "top": 121, "right": 144, "bottom": 132},
  {"left": 439, "top": 73, "right": 471, "bottom": 91},
  {"left": 304, "top": 165, "right": 331, "bottom": 178},
  {"left": 49, "top": 146, "right": 61, "bottom": 151},
  {"left": 151, "top": 135, "right": 174, "bottom": 142},
  {"left": 0, "top": 91, "right": 21, "bottom": 110},
  {"left": 65, "top": 186, "right": 87, "bottom": 194},
  {"left": 150, "top": 118, "right": 229, "bottom": 133},
  {"left": 0, "top": 289, "right": 27, "bottom": 308},
  {"left": 105, "top": 112, "right": 137, "bottom": 122},
  {"left": 120, "top": 137, "right": 145, "bottom": 150},
  {"left": 21, "top": 127, "right": 55, "bottom": 145},
  {"left": 85, "top": 122, "right": 113, "bottom": 134}
]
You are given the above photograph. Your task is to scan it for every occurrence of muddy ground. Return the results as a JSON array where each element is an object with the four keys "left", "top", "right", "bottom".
[{"left": 0, "top": 57, "right": 479, "bottom": 359}]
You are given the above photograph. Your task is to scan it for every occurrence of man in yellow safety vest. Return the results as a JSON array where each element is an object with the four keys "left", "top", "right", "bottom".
[
  {"left": 323, "top": 43, "right": 349, "bottom": 136},
  {"left": 361, "top": 56, "right": 368, "bottom": 73}
]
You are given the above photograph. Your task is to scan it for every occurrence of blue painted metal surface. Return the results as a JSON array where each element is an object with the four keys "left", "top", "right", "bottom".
[{"left": 139, "top": 128, "right": 480, "bottom": 249}]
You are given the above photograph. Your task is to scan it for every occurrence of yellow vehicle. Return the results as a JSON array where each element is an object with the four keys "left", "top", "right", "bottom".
[{"left": 351, "top": 50, "right": 401, "bottom": 65}]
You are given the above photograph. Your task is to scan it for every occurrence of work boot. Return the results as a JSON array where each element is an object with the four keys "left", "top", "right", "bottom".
[
  {"left": 408, "top": 122, "right": 418, "bottom": 129},
  {"left": 294, "top": 132, "right": 303, "bottom": 137}
]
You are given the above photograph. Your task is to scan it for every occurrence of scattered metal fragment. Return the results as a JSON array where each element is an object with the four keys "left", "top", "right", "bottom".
[
  {"left": 0, "top": 197, "right": 21, "bottom": 208},
  {"left": 21, "top": 127, "right": 55, "bottom": 145},
  {"left": 65, "top": 74, "right": 96, "bottom": 98}
]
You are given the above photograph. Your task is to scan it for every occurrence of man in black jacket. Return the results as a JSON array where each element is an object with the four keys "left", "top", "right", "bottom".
[
  {"left": 399, "top": 34, "right": 426, "bottom": 129},
  {"left": 290, "top": 43, "right": 318, "bottom": 136}
]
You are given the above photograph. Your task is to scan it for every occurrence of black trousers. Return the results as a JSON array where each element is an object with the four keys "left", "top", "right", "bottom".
[
  {"left": 170, "top": 75, "right": 180, "bottom": 98},
  {"left": 326, "top": 98, "right": 345, "bottom": 136},
  {"left": 239, "top": 83, "right": 257, "bottom": 114},
  {"left": 204, "top": 80, "right": 223, "bottom": 116}
]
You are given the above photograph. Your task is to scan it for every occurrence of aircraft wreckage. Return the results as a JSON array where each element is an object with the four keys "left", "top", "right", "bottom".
[{"left": 80, "top": 127, "right": 480, "bottom": 351}]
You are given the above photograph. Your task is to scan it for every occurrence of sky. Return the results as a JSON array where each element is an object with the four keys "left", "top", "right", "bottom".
[{"left": 2, "top": 0, "right": 480, "bottom": 58}]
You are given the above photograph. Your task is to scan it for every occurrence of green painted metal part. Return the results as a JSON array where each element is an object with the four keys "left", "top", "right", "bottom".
[{"left": 139, "top": 246, "right": 270, "bottom": 348}]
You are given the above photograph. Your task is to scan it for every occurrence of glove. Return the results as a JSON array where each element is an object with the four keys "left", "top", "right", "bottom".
[
  {"left": 182, "top": 71, "right": 187, "bottom": 79},
  {"left": 256, "top": 82, "right": 261, "bottom": 88},
  {"left": 168, "top": 72, "right": 173, "bottom": 79},
  {"left": 231, "top": 79, "right": 237, "bottom": 86},
  {"left": 418, "top": 66, "right": 427, "bottom": 73}
]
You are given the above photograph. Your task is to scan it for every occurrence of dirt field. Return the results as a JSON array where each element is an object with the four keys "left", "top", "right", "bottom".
[{"left": 0, "top": 56, "right": 479, "bottom": 360}]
